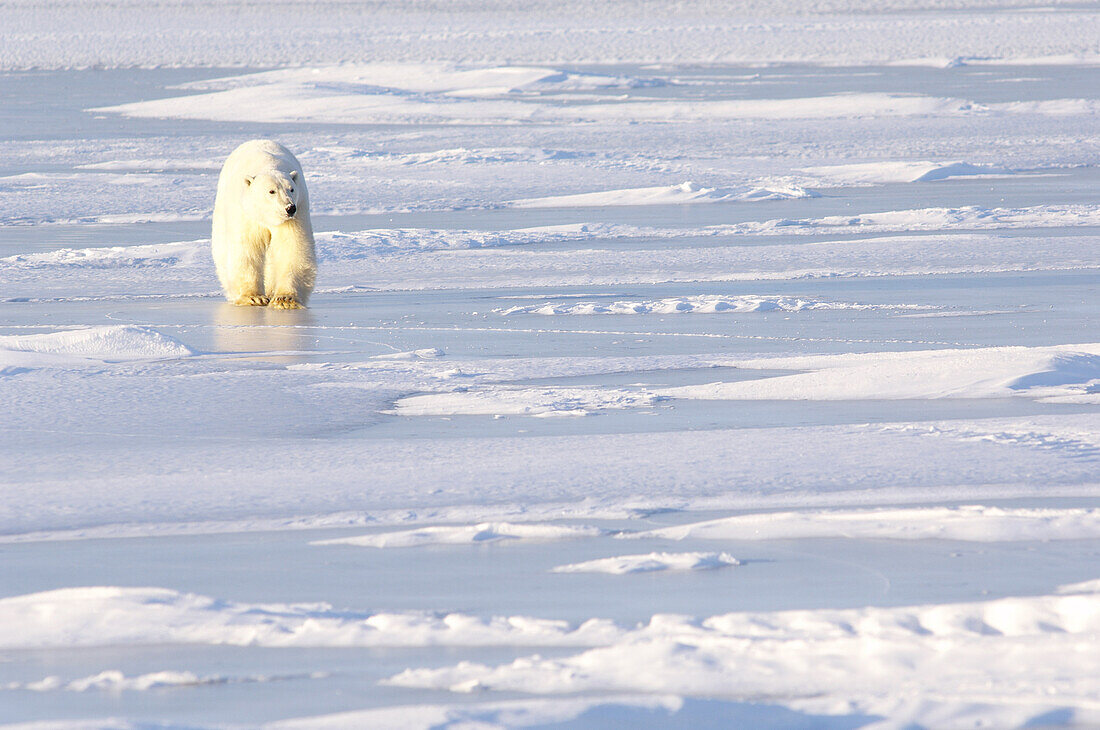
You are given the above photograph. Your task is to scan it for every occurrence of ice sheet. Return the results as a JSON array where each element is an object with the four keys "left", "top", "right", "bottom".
[{"left": 4, "top": 6, "right": 1100, "bottom": 726}]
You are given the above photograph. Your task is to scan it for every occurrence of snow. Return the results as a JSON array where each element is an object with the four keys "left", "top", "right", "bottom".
[
  {"left": 1058, "top": 579, "right": 1100, "bottom": 595},
  {"left": 496, "top": 295, "right": 932, "bottom": 316},
  {"left": 660, "top": 344, "right": 1100, "bottom": 401},
  {"left": 802, "top": 160, "right": 1016, "bottom": 184},
  {"left": 0, "top": 587, "right": 622, "bottom": 650},
  {"left": 390, "top": 386, "right": 662, "bottom": 418},
  {"left": 90, "top": 74, "right": 1100, "bottom": 125},
  {"left": 312, "top": 522, "right": 604, "bottom": 548},
  {"left": 4, "top": 2, "right": 1100, "bottom": 727},
  {"left": 4, "top": 669, "right": 319, "bottom": 693},
  {"left": 0, "top": 325, "right": 194, "bottom": 373},
  {"left": 551, "top": 552, "right": 741, "bottom": 574},
  {"left": 636, "top": 505, "right": 1100, "bottom": 542},
  {"left": 509, "top": 182, "right": 818, "bottom": 208},
  {"left": 6, "top": 1, "right": 1100, "bottom": 70},
  {"left": 385, "top": 592, "right": 1100, "bottom": 728}
]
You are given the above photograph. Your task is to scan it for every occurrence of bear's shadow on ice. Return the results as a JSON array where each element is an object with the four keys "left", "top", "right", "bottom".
[{"left": 210, "top": 302, "right": 316, "bottom": 361}]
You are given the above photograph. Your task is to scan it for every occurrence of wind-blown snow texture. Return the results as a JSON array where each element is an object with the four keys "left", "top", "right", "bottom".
[{"left": 3, "top": 1, "right": 1100, "bottom": 728}]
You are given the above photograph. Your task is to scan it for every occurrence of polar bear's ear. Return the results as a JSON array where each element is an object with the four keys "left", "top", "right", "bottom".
[
  {"left": 244, "top": 176, "right": 254, "bottom": 186},
  {"left": 289, "top": 171, "right": 298, "bottom": 181}
]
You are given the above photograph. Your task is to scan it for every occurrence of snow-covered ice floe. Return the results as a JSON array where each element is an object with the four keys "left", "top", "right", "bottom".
[
  {"left": 551, "top": 552, "right": 741, "bottom": 575},
  {"left": 389, "top": 386, "right": 662, "bottom": 418},
  {"left": 4, "top": 669, "right": 323, "bottom": 693},
  {"left": 6, "top": 584, "right": 1100, "bottom": 730},
  {"left": 659, "top": 343, "right": 1100, "bottom": 401},
  {"left": 91, "top": 65, "right": 1100, "bottom": 125},
  {"left": 368, "top": 341, "right": 1100, "bottom": 422},
  {"left": 801, "top": 160, "right": 1017, "bottom": 185},
  {"left": 5, "top": 203, "right": 1099, "bottom": 299},
  {"left": 312, "top": 522, "right": 604, "bottom": 548},
  {"left": 634, "top": 505, "right": 1100, "bottom": 542},
  {"left": 384, "top": 589, "right": 1100, "bottom": 728},
  {"left": 0, "top": 587, "right": 622, "bottom": 650},
  {"left": 508, "top": 181, "right": 818, "bottom": 208}
]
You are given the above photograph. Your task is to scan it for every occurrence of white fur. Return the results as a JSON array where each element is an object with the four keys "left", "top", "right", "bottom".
[{"left": 211, "top": 140, "right": 316, "bottom": 308}]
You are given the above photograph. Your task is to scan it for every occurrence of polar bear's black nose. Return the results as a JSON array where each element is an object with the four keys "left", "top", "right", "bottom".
[{"left": 286, "top": 204, "right": 297, "bottom": 217}]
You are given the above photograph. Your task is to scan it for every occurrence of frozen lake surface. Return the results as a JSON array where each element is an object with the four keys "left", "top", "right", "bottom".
[{"left": 3, "top": 3, "right": 1100, "bottom": 726}]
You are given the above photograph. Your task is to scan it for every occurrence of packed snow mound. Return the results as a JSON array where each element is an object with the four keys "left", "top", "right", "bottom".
[
  {"left": 0, "top": 241, "right": 204, "bottom": 269},
  {"left": 0, "top": 326, "right": 193, "bottom": 367},
  {"left": 3, "top": 669, "right": 316, "bottom": 692},
  {"left": 552, "top": 552, "right": 741, "bottom": 574},
  {"left": 660, "top": 343, "right": 1100, "bottom": 401},
  {"left": 0, "top": 586, "right": 620, "bottom": 650},
  {"left": 802, "top": 160, "right": 1015, "bottom": 185},
  {"left": 370, "top": 348, "right": 445, "bottom": 361},
  {"left": 508, "top": 181, "right": 818, "bottom": 208},
  {"left": 389, "top": 386, "right": 662, "bottom": 417},
  {"left": 386, "top": 592, "right": 1100, "bottom": 728},
  {"left": 313, "top": 522, "right": 604, "bottom": 548},
  {"left": 636, "top": 505, "right": 1100, "bottom": 542},
  {"left": 1058, "top": 579, "right": 1100, "bottom": 595},
  {"left": 496, "top": 295, "right": 931, "bottom": 316}
]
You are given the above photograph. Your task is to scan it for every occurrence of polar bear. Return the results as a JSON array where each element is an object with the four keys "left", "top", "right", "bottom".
[{"left": 212, "top": 140, "right": 316, "bottom": 309}]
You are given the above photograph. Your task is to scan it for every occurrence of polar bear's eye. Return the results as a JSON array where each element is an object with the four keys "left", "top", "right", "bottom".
[{"left": 268, "top": 190, "right": 275, "bottom": 194}]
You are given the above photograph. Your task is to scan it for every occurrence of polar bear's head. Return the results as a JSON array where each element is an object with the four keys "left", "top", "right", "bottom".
[{"left": 243, "top": 170, "right": 301, "bottom": 228}]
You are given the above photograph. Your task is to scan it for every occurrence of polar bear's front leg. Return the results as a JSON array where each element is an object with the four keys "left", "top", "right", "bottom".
[
  {"left": 223, "top": 237, "right": 270, "bottom": 306},
  {"left": 265, "top": 221, "right": 317, "bottom": 309}
]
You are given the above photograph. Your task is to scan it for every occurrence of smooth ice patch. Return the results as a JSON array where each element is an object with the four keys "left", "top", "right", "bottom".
[
  {"left": 635, "top": 505, "right": 1100, "bottom": 542},
  {"left": 266, "top": 695, "right": 684, "bottom": 730},
  {"left": 551, "top": 552, "right": 741, "bottom": 575},
  {"left": 389, "top": 386, "right": 662, "bottom": 417},
  {"left": 508, "top": 181, "right": 817, "bottom": 208},
  {"left": 0, "top": 587, "right": 621, "bottom": 650},
  {"left": 496, "top": 295, "right": 932, "bottom": 316},
  {"left": 660, "top": 343, "right": 1100, "bottom": 401},
  {"left": 313, "top": 522, "right": 605, "bottom": 548}
]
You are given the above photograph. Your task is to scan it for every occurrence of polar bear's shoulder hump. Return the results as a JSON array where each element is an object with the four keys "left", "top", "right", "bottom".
[{"left": 226, "top": 139, "right": 301, "bottom": 172}]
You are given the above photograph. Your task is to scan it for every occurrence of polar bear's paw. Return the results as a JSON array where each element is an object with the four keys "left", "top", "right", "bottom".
[
  {"left": 234, "top": 294, "right": 270, "bottom": 306},
  {"left": 270, "top": 295, "right": 304, "bottom": 310}
]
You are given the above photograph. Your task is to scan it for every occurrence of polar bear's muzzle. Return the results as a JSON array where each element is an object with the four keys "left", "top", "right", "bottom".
[{"left": 285, "top": 203, "right": 297, "bottom": 218}]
